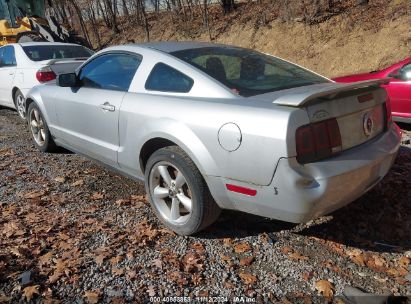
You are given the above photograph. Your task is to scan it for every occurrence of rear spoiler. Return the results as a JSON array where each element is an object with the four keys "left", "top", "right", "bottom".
[
  {"left": 273, "top": 79, "right": 390, "bottom": 107},
  {"left": 39, "top": 58, "right": 88, "bottom": 65}
]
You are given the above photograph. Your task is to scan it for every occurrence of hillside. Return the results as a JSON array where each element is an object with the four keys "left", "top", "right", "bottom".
[{"left": 90, "top": 0, "right": 411, "bottom": 78}]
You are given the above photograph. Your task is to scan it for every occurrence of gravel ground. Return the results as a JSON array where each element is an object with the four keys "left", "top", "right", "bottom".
[{"left": 0, "top": 107, "right": 410, "bottom": 303}]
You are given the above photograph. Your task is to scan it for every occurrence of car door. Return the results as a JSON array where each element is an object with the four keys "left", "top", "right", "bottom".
[
  {"left": 385, "top": 63, "right": 411, "bottom": 119},
  {"left": 54, "top": 52, "right": 142, "bottom": 167},
  {"left": 0, "top": 46, "right": 17, "bottom": 106}
]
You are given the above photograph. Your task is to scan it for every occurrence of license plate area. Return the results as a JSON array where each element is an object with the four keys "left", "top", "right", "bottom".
[{"left": 337, "top": 104, "right": 384, "bottom": 150}]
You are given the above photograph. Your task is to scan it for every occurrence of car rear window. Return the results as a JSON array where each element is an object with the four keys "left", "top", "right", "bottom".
[
  {"left": 171, "top": 47, "right": 328, "bottom": 97},
  {"left": 145, "top": 63, "right": 194, "bottom": 93},
  {"left": 22, "top": 45, "right": 94, "bottom": 61}
]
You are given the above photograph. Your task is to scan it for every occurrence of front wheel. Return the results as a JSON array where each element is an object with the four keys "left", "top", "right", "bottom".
[
  {"left": 145, "top": 146, "right": 221, "bottom": 235},
  {"left": 27, "top": 103, "right": 57, "bottom": 152}
]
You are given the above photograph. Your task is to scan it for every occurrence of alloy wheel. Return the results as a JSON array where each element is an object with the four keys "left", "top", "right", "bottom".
[
  {"left": 30, "top": 108, "right": 46, "bottom": 146},
  {"left": 149, "top": 161, "right": 193, "bottom": 225},
  {"left": 16, "top": 94, "right": 26, "bottom": 119}
]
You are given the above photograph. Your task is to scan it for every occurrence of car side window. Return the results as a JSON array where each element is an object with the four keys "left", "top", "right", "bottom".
[
  {"left": 1, "top": 46, "right": 16, "bottom": 67},
  {"left": 399, "top": 63, "right": 411, "bottom": 80},
  {"left": 145, "top": 63, "right": 194, "bottom": 93},
  {"left": 78, "top": 53, "right": 141, "bottom": 92}
]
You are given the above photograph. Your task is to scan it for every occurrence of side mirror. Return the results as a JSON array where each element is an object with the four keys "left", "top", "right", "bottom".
[
  {"left": 388, "top": 69, "right": 401, "bottom": 79},
  {"left": 57, "top": 73, "right": 80, "bottom": 87}
]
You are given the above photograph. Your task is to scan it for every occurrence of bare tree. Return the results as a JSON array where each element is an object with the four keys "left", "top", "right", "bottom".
[
  {"left": 121, "top": 0, "right": 130, "bottom": 16},
  {"left": 103, "top": 0, "right": 120, "bottom": 33},
  {"left": 49, "top": 0, "right": 365, "bottom": 49},
  {"left": 203, "top": 0, "right": 212, "bottom": 41},
  {"left": 67, "top": 0, "right": 91, "bottom": 45},
  {"left": 220, "top": 0, "right": 235, "bottom": 14},
  {"left": 85, "top": 1, "right": 102, "bottom": 48}
]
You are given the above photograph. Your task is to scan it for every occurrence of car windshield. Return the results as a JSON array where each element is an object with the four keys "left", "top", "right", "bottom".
[
  {"left": 171, "top": 47, "right": 329, "bottom": 97},
  {"left": 22, "top": 45, "right": 94, "bottom": 62}
]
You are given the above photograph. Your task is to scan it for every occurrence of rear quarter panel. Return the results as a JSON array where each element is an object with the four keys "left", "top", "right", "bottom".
[
  {"left": 14, "top": 67, "right": 40, "bottom": 92},
  {"left": 118, "top": 94, "right": 309, "bottom": 186}
]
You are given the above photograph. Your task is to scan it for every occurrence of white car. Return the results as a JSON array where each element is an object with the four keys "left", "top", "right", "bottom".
[{"left": 0, "top": 42, "right": 93, "bottom": 119}]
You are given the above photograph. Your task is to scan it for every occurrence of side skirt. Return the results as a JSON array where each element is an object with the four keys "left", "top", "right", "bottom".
[{"left": 53, "top": 139, "right": 145, "bottom": 184}]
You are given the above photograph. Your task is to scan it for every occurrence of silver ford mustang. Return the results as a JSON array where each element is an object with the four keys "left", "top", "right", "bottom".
[{"left": 26, "top": 42, "right": 401, "bottom": 235}]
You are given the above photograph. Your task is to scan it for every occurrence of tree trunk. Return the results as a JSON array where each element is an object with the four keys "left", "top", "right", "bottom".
[
  {"left": 103, "top": 0, "right": 120, "bottom": 33},
  {"left": 139, "top": 0, "right": 150, "bottom": 41},
  {"left": 88, "top": 5, "right": 101, "bottom": 49},
  {"left": 220, "top": 0, "right": 235, "bottom": 14},
  {"left": 98, "top": 0, "right": 111, "bottom": 28},
  {"left": 203, "top": 0, "right": 211, "bottom": 41},
  {"left": 68, "top": 0, "right": 91, "bottom": 46}
]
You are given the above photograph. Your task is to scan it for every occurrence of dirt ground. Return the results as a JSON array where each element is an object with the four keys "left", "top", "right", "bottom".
[
  {"left": 0, "top": 107, "right": 410, "bottom": 302},
  {"left": 92, "top": 0, "right": 411, "bottom": 78},
  {"left": 1, "top": 0, "right": 410, "bottom": 301}
]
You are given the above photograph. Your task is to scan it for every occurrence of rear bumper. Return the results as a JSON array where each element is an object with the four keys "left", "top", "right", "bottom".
[{"left": 206, "top": 123, "right": 401, "bottom": 223}]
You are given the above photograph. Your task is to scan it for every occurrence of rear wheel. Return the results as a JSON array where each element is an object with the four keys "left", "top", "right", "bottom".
[
  {"left": 27, "top": 103, "right": 57, "bottom": 152},
  {"left": 17, "top": 33, "right": 45, "bottom": 43},
  {"left": 14, "top": 89, "right": 26, "bottom": 120},
  {"left": 145, "top": 146, "right": 221, "bottom": 235}
]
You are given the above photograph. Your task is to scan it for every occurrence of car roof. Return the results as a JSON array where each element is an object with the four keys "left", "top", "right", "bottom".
[
  {"left": 16, "top": 42, "right": 81, "bottom": 47},
  {"left": 396, "top": 56, "right": 411, "bottom": 67},
  {"left": 137, "top": 41, "right": 235, "bottom": 53}
]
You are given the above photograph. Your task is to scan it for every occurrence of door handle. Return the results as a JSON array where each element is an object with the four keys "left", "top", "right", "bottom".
[
  {"left": 99, "top": 102, "right": 115, "bottom": 112},
  {"left": 8, "top": 71, "right": 14, "bottom": 75}
]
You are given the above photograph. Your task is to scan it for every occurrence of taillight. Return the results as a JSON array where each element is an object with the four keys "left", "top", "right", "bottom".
[
  {"left": 296, "top": 118, "right": 342, "bottom": 164},
  {"left": 36, "top": 67, "right": 56, "bottom": 83}
]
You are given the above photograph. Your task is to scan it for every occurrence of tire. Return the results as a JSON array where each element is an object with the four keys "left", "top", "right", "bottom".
[
  {"left": 145, "top": 146, "right": 221, "bottom": 235},
  {"left": 17, "top": 33, "right": 45, "bottom": 43},
  {"left": 14, "top": 89, "right": 26, "bottom": 120},
  {"left": 27, "top": 103, "right": 57, "bottom": 152}
]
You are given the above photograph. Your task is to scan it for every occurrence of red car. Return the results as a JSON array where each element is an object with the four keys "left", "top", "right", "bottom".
[{"left": 333, "top": 57, "right": 411, "bottom": 123}]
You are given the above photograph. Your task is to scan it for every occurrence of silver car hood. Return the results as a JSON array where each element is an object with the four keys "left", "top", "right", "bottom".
[{"left": 253, "top": 79, "right": 389, "bottom": 107}]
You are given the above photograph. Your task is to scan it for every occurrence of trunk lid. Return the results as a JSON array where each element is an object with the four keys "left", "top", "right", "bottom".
[
  {"left": 266, "top": 79, "right": 389, "bottom": 156},
  {"left": 271, "top": 79, "right": 388, "bottom": 107},
  {"left": 305, "top": 87, "right": 386, "bottom": 150}
]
